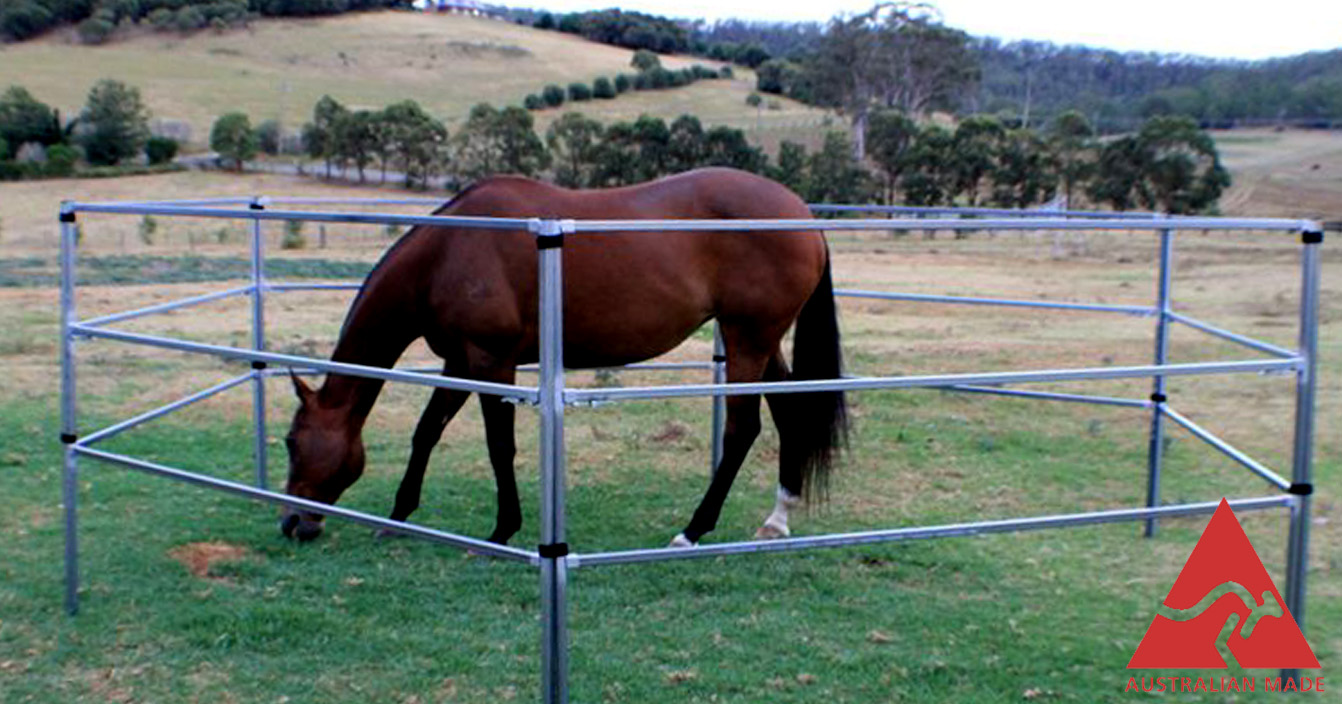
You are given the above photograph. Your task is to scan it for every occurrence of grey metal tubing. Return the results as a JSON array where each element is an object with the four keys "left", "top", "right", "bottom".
[
  {"left": 566, "top": 358, "right": 1301, "bottom": 403},
  {"left": 517, "top": 361, "right": 715, "bottom": 373},
  {"left": 563, "top": 216, "right": 1319, "bottom": 234},
  {"left": 59, "top": 205, "right": 79, "bottom": 616},
  {"left": 1168, "top": 312, "right": 1297, "bottom": 358},
  {"left": 78, "top": 373, "right": 254, "bottom": 447},
  {"left": 1159, "top": 407, "right": 1291, "bottom": 491},
  {"left": 266, "top": 282, "right": 363, "bottom": 292},
  {"left": 946, "top": 385, "right": 1151, "bottom": 408},
  {"left": 574, "top": 496, "right": 1293, "bottom": 568},
  {"left": 710, "top": 323, "right": 726, "bottom": 475},
  {"left": 836, "top": 287, "right": 1154, "bottom": 316},
  {"left": 536, "top": 223, "right": 569, "bottom": 704},
  {"left": 1146, "top": 229, "right": 1174, "bottom": 537},
  {"left": 78, "top": 285, "right": 255, "bottom": 328},
  {"left": 1284, "top": 235, "right": 1321, "bottom": 680},
  {"left": 79, "top": 197, "right": 254, "bottom": 208},
  {"left": 70, "top": 325, "right": 539, "bottom": 402},
  {"left": 265, "top": 196, "right": 446, "bottom": 207},
  {"left": 72, "top": 446, "right": 537, "bottom": 563},
  {"left": 250, "top": 200, "right": 268, "bottom": 490},
  {"left": 810, "top": 203, "right": 1160, "bottom": 219},
  {"left": 68, "top": 202, "right": 535, "bottom": 231}
]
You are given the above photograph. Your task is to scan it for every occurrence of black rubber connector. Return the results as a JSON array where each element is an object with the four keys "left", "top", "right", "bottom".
[
  {"left": 1150, "top": 393, "right": 1168, "bottom": 404},
  {"left": 1302, "top": 230, "right": 1324, "bottom": 245},
  {"left": 251, "top": 361, "right": 268, "bottom": 370},
  {"left": 249, "top": 202, "right": 265, "bottom": 211},
  {"left": 60, "top": 433, "right": 78, "bottom": 444},
  {"left": 59, "top": 211, "right": 76, "bottom": 223},
  {"left": 1289, "top": 483, "right": 1314, "bottom": 496},
  {"left": 536, "top": 234, "right": 564, "bottom": 250},
  {"left": 712, "top": 354, "right": 728, "bottom": 363},
  {"left": 538, "top": 542, "right": 570, "bottom": 558}
]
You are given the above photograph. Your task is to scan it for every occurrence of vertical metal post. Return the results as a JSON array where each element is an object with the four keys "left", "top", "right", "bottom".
[
  {"left": 1144, "top": 227, "right": 1174, "bottom": 537},
  {"left": 709, "top": 322, "right": 726, "bottom": 475},
  {"left": 535, "top": 219, "right": 569, "bottom": 704},
  {"left": 59, "top": 203, "right": 80, "bottom": 615},
  {"left": 1282, "top": 228, "right": 1321, "bottom": 685},
  {"left": 249, "top": 198, "right": 268, "bottom": 489}
]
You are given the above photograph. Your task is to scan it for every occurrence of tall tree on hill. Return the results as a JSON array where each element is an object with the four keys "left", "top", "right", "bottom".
[
  {"left": 452, "top": 103, "right": 550, "bottom": 181},
  {"left": 949, "top": 114, "right": 1006, "bottom": 207},
  {"left": 991, "top": 128, "right": 1056, "bottom": 208},
  {"left": 865, "top": 109, "right": 917, "bottom": 204},
  {"left": 546, "top": 112, "right": 604, "bottom": 187},
  {"left": 382, "top": 99, "right": 448, "bottom": 189},
  {"left": 665, "top": 114, "right": 706, "bottom": 174},
  {"left": 78, "top": 79, "right": 150, "bottom": 166},
  {"left": 210, "top": 112, "right": 258, "bottom": 171},
  {"left": 334, "top": 109, "right": 379, "bottom": 183},
  {"left": 1088, "top": 116, "right": 1229, "bottom": 214},
  {"left": 1047, "top": 110, "right": 1095, "bottom": 207},
  {"left": 0, "top": 86, "right": 62, "bottom": 149},
  {"left": 303, "top": 95, "right": 347, "bottom": 178},
  {"left": 898, "top": 123, "right": 955, "bottom": 206}
]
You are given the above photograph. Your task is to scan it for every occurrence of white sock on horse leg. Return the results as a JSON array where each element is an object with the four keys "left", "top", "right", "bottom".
[{"left": 757, "top": 485, "right": 801, "bottom": 539}]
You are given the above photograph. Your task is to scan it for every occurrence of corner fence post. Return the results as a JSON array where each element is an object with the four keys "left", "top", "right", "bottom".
[
  {"left": 249, "top": 198, "right": 268, "bottom": 489},
  {"left": 535, "top": 218, "right": 570, "bottom": 704},
  {"left": 1144, "top": 226, "right": 1174, "bottom": 537},
  {"left": 59, "top": 203, "right": 80, "bottom": 616},
  {"left": 710, "top": 322, "right": 726, "bottom": 476},
  {"left": 1282, "top": 227, "right": 1322, "bottom": 685}
]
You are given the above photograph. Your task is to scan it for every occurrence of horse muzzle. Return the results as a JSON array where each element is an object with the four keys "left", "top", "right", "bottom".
[{"left": 280, "top": 508, "right": 326, "bottom": 542}]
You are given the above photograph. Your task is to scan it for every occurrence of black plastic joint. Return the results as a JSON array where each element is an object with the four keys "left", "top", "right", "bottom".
[
  {"left": 536, "top": 234, "right": 564, "bottom": 250},
  {"left": 60, "top": 432, "right": 78, "bottom": 444},
  {"left": 1288, "top": 482, "right": 1313, "bottom": 496},
  {"left": 251, "top": 361, "right": 268, "bottom": 370},
  {"left": 59, "top": 211, "right": 77, "bottom": 223},
  {"left": 537, "top": 542, "right": 570, "bottom": 558},
  {"left": 1150, "top": 393, "right": 1168, "bottom": 404},
  {"left": 249, "top": 202, "right": 265, "bottom": 211},
  {"left": 1302, "top": 230, "right": 1324, "bottom": 245},
  {"left": 712, "top": 354, "right": 728, "bottom": 363}
]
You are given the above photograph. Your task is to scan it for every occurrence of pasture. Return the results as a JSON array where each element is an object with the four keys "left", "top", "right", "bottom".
[
  {"left": 0, "top": 11, "right": 828, "bottom": 151},
  {"left": 0, "top": 133, "right": 1339, "bottom": 702}
]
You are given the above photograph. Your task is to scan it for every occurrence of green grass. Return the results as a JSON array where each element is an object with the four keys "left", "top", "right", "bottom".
[{"left": 0, "top": 255, "right": 373, "bottom": 288}]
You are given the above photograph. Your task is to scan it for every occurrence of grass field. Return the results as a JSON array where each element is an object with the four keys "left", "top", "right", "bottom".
[
  {"left": 0, "top": 11, "right": 830, "bottom": 151},
  {"left": 0, "top": 131, "right": 1339, "bottom": 702}
]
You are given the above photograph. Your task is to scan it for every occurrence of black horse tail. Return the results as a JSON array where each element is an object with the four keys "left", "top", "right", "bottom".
[{"left": 788, "top": 246, "right": 849, "bottom": 500}]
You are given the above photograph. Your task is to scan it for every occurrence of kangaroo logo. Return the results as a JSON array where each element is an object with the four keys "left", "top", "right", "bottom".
[{"left": 1128, "top": 499, "right": 1319, "bottom": 669}]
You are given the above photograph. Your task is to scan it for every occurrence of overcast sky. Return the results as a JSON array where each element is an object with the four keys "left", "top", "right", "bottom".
[{"left": 524, "top": 0, "right": 1342, "bottom": 60}]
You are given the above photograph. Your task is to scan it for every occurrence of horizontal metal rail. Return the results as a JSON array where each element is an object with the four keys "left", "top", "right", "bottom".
[
  {"left": 564, "top": 216, "right": 1319, "bottom": 234},
  {"left": 810, "top": 203, "right": 1161, "bottom": 219},
  {"left": 78, "top": 373, "right": 255, "bottom": 447},
  {"left": 263, "top": 196, "right": 447, "bottom": 207},
  {"left": 78, "top": 197, "right": 255, "bottom": 208},
  {"left": 73, "top": 446, "right": 537, "bottom": 564},
  {"left": 945, "top": 385, "right": 1152, "bottom": 408},
  {"left": 836, "top": 288, "right": 1154, "bottom": 316},
  {"left": 517, "top": 361, "right": 715, "bottom": 373},
  {"left": 1160, "top": 407, "right": 1292, "bottom": 491},
  {"left": 67, "top": 203, "right": 536, "bottom": 231},
  {"left": 79, "top": 285, "right": 255, "bottom": 328},
  {"left": 573, "top": 495, "right": 1293, "bottom": 568},
  {"left": 70, "top": 324, "right": 539, "bottom": 402},
  {"left": 267, "top": 282, "right": 363, "bottom": 292},
  {"left": 1168, "top": 312, "right": 1298, "bottom": 358},
  {"left": 567, "top": 358, "right": 1301, "bottom": 403}
]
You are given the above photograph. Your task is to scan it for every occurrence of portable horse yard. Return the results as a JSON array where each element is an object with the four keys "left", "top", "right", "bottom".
[{"left": 57, "top": 197, "right": 1324, "bottom": 701}]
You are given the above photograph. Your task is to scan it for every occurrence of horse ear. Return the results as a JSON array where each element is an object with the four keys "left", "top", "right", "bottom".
[{"left": 290, "top": 369, "right": 316, "bottom": 405}]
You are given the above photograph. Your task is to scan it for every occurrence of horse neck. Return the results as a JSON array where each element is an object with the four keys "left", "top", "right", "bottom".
[{"left": 316, "top": 255, "right": 423, "bottom": 430}]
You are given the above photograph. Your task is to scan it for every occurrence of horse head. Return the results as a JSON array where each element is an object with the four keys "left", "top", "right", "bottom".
[{"left": 280, "top": 372, "right": 365, "bottom": 541}]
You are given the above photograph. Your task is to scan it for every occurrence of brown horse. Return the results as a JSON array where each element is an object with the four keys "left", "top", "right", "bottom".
[{"left": 280, "top": 167, "right": 847, "bottom": 547}]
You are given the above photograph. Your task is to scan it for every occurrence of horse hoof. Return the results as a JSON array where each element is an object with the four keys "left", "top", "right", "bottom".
[
  {"left": 375, "top": 527, "right": 408, "bottom": 540},
  {"left": 755, "top": 521, "right": 790, "bottom": 540},
  {"left": 668, "top": 533, "right": 696, "bottom": 548}
]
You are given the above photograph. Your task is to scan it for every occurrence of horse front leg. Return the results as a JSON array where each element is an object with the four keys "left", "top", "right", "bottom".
[
  {"left": 478, "top": 392, "right": 521, "bottom": 545},
  {"left": 387, "top": 383, "right": 470, "bottom": 526}
]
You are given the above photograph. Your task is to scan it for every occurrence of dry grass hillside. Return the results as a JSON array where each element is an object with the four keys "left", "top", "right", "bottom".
[{"left": 0, "top": 11, "right": 828, "bottom": 147}]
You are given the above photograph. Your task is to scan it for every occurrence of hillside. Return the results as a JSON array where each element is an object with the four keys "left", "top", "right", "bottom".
[{"left": 0, "top": 10, "right": 828, "bottom": 146}]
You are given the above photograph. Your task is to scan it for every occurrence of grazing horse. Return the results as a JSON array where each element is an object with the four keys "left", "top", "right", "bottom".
[{"left": 280, "top": 167, "right": 848, "bottom": 547}]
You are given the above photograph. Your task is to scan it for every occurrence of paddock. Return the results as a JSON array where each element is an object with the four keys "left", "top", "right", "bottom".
[{"left": 56, "top": 196, "right": 1323, "bottom": 702}]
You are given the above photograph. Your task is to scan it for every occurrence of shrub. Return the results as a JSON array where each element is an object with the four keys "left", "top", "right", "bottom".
[
  {"left": 0, "top": 136, "right": 7, "bottom": 161},
  {"left": 145, "top": 136, "right": 179, "bottom": 165},
  {"left": 648, "top": 67, "right": 673, "bottom": 89},
  {"left": 719, "top": 66, "right": 734, "bottom": 79},
  {"left": 1, "top": 1, "right": 55, "bottom": 42},
  {"left": 138, "top": 215, "right": 158, "bottom": 245},
  {"left": 77, "top": 11, "right": 116, "bottom": 44},
  {"left": 746, "top": 93, "right": 762, "bottom": 108},
  {"left": 523, "top": 93, "right": 544, "bottom": 110},
  {"left": 45, "top": 144, "right": 78, "bottom": 176},
  {"left": 568, "top": 82, "right": 592, "bottom": 102},
  {"left": 614, "top": 73, "right": 633, "bottom": 93},
  {"left": 209, "top": 112, "right": 257, "bottom": 170},
  {"left": 256, "top": 119, "right": 281, "bottom": 155},
  {"left": 281, "top": 220, "right": 306, "bottom": 250},
  {"left": 592, "top": 77, "right": 615, "bottom": 99},
  {"left": 632, "top": 72, "right": 650, "bottom": 90},
  {"left": 541, "top": 84, "right": 565, "bottom": 108}
]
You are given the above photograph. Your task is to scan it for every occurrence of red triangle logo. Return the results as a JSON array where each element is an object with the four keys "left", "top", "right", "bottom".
[{"left": 1128, "top": 499, "right": 1319, "bottom": 669}]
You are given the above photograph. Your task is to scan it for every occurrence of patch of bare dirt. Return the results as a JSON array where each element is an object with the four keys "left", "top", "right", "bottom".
[{"left": 168, "top": 541, "right": 250, "bottom": 580}]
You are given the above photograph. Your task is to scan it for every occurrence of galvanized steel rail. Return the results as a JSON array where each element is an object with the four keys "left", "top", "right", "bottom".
[{"left": 57, "top": 197, "right": 1324, "bottom": 701}]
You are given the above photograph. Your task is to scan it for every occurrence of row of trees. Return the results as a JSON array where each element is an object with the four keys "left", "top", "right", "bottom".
[
  {"left": 0, "top": 80, "right": 177, "bottom": 179},
  {"left": 521, "top": 55, "right": 729, "bottom": 112}
]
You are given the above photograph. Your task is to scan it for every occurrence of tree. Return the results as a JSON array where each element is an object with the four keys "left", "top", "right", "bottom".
[
  {"left": 78, "top": 79, "right": 150, "bottom": 166},
  {"left": 1, "top": 1, "right": 56, "bottom": 42},
  {"left": 990, "top": 128, "right": 1056, "bottom": 208},
  {"left": 665, "top": 114, "right": 705, "bottom": 173},
  {"left": 1087, "top": 116, "right": 1229, "bottom": 214},
  {"left": 949, "top": 115, "right": 1007, "bottom": 206},
  {"left": 0, "top": 86, "right": 62, "bottom": 150},
  {"left": 568, "top": 82, "right": 593, "bottom": 102},
  {"left": 145, "top": 136, "right": 178, "bottom": 165},
  {"left": 702, "top": 125, "right": 766, "bottom": 174},
  {"left": 802, "top": 131, "right": 870, "bottom": 203},
  {"left": 631, "top": 49, "right": 661, "bottom": 73},
  {"left": 382, "top": 99, "right": 448, "bottom": 189},
  {"left": 542, "top": 84, "right": 566, "bottom": 108},
  {"left": 614, "top": 74, "right": 633, "bottom": 93},
  {"left": 256, "top": 119, "right": 282, "bottom": 155},
  {"left": 899, "top": 124, "right": 955, "bottom": 206},
  {"left": 305, "top": 95, "right": 347, "bottom": 177},
  {"left": 592, "top": 121, "right": 640, "bottom": 186},
  {"left": 865, "top": 109, "right": 917, "bottom": 204},
  {"left": 546, "top": 112, "right": 604, "bottom": 187},
  {"left": 769, "top": 141, "right": 808, "bottom": 195},
  {"left": 1047, "top": 110, "right": 1094, "bottom": 207},
  {"left": 210, "top": 113, "right": 257, "bottom": 170},
  {"left": 333, "top": 110, "right": 379, "bottom": 183},
  {"left": 592, "top": 77, "right": 616, "bottom": 99},
  {"left": 630, "top": 114, "right": 670, "bottom": 181},
  {"left": 452, "top": 103, "right": 549, "bottom": 180}
]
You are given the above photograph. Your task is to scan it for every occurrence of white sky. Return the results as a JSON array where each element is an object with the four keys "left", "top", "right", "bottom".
[{"left": 524, "top": 0, "right": 1342, "bottom": 60}]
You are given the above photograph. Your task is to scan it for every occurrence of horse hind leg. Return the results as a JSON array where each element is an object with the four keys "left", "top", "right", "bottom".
[
  {"left": 386, "top": 377, "right": 471, "bottom": 531},
  {"left": 758, "top": 352, "right": 802, "bottom": 540}
]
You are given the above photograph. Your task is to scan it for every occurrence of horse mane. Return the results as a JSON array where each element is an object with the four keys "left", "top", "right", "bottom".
[{"left": 338, "top": 180, "right": 491, "bottom": 339}]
